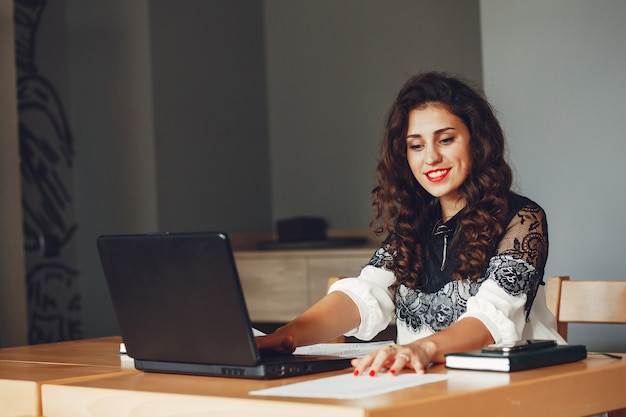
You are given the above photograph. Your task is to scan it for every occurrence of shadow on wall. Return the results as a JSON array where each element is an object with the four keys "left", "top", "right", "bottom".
[{"left": 15, "top": 0, "right": 81, "bottom": 344}]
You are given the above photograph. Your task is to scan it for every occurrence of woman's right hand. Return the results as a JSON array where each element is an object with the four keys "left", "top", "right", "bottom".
[
  {"left": 255, "top": 333, "right": 296, "bottom": 354},
  {"left": 254, "top": 291, "right": 361, "bottom": 355}
]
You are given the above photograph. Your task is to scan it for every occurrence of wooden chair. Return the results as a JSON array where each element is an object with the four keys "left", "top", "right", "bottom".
[
  {"left": 515, "top": 276, "right": 626, "bottom": 417},
  {"left": 546, "top": 276, "right": 626, "bottom": 417},
  {"left": 545, "top": 276, "right": 626, "bottom": 340}
]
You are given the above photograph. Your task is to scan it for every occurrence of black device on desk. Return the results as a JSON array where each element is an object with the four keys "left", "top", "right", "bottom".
[
  {"left": 481, "top": 339, "right": 557, "bottom": 354},
  {"left": 97, "top": 231, "right": 352, "bottom": 379}
]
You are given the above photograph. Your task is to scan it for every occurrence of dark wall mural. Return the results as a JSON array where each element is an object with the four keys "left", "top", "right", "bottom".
[{"left": 14, "top": 0, "right": 82, "bottom": 343}]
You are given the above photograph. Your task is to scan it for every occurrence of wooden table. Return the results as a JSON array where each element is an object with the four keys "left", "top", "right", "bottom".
[
  {"left": 2, "top": 337, "right": 625, "bottom": 417},
  {"left": 0, "top": 337, "right": 135, "bottom": 417},
  {"left": 0, "top": 336, "right": 128, "bottom": 367},
  {"left": 37, "top": 339, "right": 626, "bottom": 417}
]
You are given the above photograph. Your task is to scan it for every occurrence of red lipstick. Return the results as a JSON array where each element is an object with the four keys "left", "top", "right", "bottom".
[{"left": 425, "top": 169, "right": 450, "bottom": 183}]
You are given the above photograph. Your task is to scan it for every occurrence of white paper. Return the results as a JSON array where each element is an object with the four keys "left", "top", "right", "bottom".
[
  {"left": 294, "top": 340, "right": 394, "bottom": 358},
  {"left": 253, "top": 327, "right": 394, "bottom": 358},
  {"left": 252, "top": 327, "right": 266, "bottom": 336},
  {"left": 249, "top": 372, "right": 448, "bottom": 399}
]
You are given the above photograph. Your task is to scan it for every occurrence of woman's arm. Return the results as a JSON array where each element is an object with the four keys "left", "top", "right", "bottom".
[
  {"left": 410, "top": 316, "right": 495, "bottom": 363},
  {"left": 352, "top": 316, "right": 493, "bottom": 375},
  {"left": 257, "top": 262, "right": 397, "bottom": 353},
  {"left": 255, "top": 291, "right": 361, "bottom": 352}
]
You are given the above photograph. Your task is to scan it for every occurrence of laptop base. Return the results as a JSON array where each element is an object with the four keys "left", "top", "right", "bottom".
[{"left": 135, "top": 356, "right": 353, "bottom": 380}]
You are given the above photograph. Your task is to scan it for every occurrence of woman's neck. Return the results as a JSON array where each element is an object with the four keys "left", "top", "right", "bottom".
[{"left": 439, "top": 196, "right": 467, "bottom": 222}]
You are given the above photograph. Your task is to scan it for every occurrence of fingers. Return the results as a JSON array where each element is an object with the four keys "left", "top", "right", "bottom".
[
  {"left": 391, "top": 351, "right": 426, "bottom": 375},
  {"left": 388, "top": 352, "right": 414, "bottom": 375},
  {"left": 385, "top": 346, "right": 425, "bottom": 375},
  {"left": 352, "top": 344, "right": 427, "bottom": 376},
  {"left": 352, "top": 345, "right": 392, "bottom": 376},
  {"left": 278, "top": 334, "right": 297, "bottom": 353},
  {"left": 365, "top": 345, "right": 396, "bottom": 376},
  {"left": 255, "top": 334, "right": 296, "bottom": 353}
]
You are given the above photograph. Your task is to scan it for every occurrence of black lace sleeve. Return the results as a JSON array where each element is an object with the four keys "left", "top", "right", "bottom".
[
  {"left": 486, "top": 203, "right": 548, "bottom": 317},
  {"left": 367, "top": 234, "right": 395, "bottom": 270}
]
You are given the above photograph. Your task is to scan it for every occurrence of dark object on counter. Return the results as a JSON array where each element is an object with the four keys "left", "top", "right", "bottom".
[
  {"left": 276, "top": 217, "right": 327, "bottom": 242},
  {"left": 258, "top": 216, "right": 368, "bottom": 250},
  {"left": 258, "top": 236, "right": 368, "bottom": 250}
]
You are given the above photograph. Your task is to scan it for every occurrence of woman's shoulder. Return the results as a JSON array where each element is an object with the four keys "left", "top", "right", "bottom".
[
  {"left": 507, "top": 192, "right": 545, "bottom": 215},
  {"left": 502, "top": 193, "right": 547, "bottom": 232}
]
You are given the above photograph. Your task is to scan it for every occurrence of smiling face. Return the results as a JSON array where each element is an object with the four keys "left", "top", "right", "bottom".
[{"left": 406, "top": 104, "right": 472, "bottom": 220}]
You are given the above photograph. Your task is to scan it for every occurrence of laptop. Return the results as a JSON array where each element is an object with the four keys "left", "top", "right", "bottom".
[{"left": 97, "top": 231, "right": 352, "bottom": 379}]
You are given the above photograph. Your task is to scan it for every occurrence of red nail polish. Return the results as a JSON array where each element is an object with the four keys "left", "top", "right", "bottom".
[
  {"left": 369, "top": 369, "right": 376, "bottom": 377},
  {"left": 353, "top": 369, "right": 360, "bottom": 376},
  {"left": 389, "top": 369, "right": 396, "bottom": 375}
]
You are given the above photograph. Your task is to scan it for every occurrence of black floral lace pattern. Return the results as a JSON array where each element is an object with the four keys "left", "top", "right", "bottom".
[
  {"left": 494, "top": 203, "right": 548, "bottom": 316},
  {"left": 391, "top": 200, "right": 548, "bottom": 334},
  {"left": 395, "top": 279, "right": 483, "bottom": 333},
  {"left": 484, "top": 255, "right": 541, "bottom": 317},
  {"left": 368, "top": 245, "right": 394, "bottom": 269},
  {"left": 395, "top": 255, "right": 541, "bottom": 334},
  {"left": 499, "top": 204, "right": 547, "bottom": 271},
  {"left": 485, "top": 254, "right": 535, "bottom": 296}
]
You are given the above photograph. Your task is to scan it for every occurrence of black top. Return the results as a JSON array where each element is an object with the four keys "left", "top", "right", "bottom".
[{"left": 367, "top": 193, "right": 548, "bottom": 333}]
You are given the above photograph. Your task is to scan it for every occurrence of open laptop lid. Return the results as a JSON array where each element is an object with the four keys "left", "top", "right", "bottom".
[
  {"left": 97, "top": 231, "right": 352, "bottom": 379},
  {"left": 97, "top": 232, "right": 261, "bottom": 366}
]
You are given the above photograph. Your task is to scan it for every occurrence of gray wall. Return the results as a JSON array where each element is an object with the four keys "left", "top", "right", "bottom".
[
  {"left": 481, "top": 0, "right": 626, "bottom": 351},
  {"left": 68, "top": 0, "right": 159, "bottom": 338},
  {"left": 0, "top": 0, "right": 28, "bottom": 347},
  {"left": 150, "top": 0, "right": 272, "bottom": 233},
  {"left": 264, "top": 0, "right": 482, "bottom": 228},
  {"left": 39, "top": 0, "right": 626, "bottom": 350},
  {"left": 69, "top": 0, "right": 270, "bottom": 337},
  {"left": 69, "top": 0, "right": 482, "bottom": 338}
]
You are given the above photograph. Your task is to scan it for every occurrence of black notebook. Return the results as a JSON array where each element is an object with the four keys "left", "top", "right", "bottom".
[
  {"left": 445, "top": 344, "right": 587, "bottom": 372},
  {"left": 97, "top": 231, "right": 352, "bottom": 379}
]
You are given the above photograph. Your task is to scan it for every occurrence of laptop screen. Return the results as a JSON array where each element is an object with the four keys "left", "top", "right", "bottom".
[{"left": 97, "top": 232, "right": 261, "bottom": 366}]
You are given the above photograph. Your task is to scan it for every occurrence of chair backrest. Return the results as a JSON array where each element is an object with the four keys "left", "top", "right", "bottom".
[{"left": 545, "top": 276, "right": 626, "bottom": 340}]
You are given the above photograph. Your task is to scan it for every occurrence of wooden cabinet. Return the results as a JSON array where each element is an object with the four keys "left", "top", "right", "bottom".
[{"left": 234, "top": 248, "right": 375, "bottom": 322}]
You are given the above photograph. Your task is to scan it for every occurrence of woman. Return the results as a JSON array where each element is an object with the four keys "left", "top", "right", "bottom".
[{"left": 256, "top": 71, "right": 564, "bottom": 376}]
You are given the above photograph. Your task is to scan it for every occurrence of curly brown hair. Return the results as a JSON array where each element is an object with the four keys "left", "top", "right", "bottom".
[{"left": 371, "top": 72, "right": 513, "bottom": 289}]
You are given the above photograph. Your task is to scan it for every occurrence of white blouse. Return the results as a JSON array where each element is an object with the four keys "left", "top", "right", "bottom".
[{"left": 328, "top": 195, "right": 566, "bottom": 346}]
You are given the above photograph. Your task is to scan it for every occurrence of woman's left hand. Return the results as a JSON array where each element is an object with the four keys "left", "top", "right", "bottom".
[{"left": 351, "top": 341, "right": 437, "bottom": 376}]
